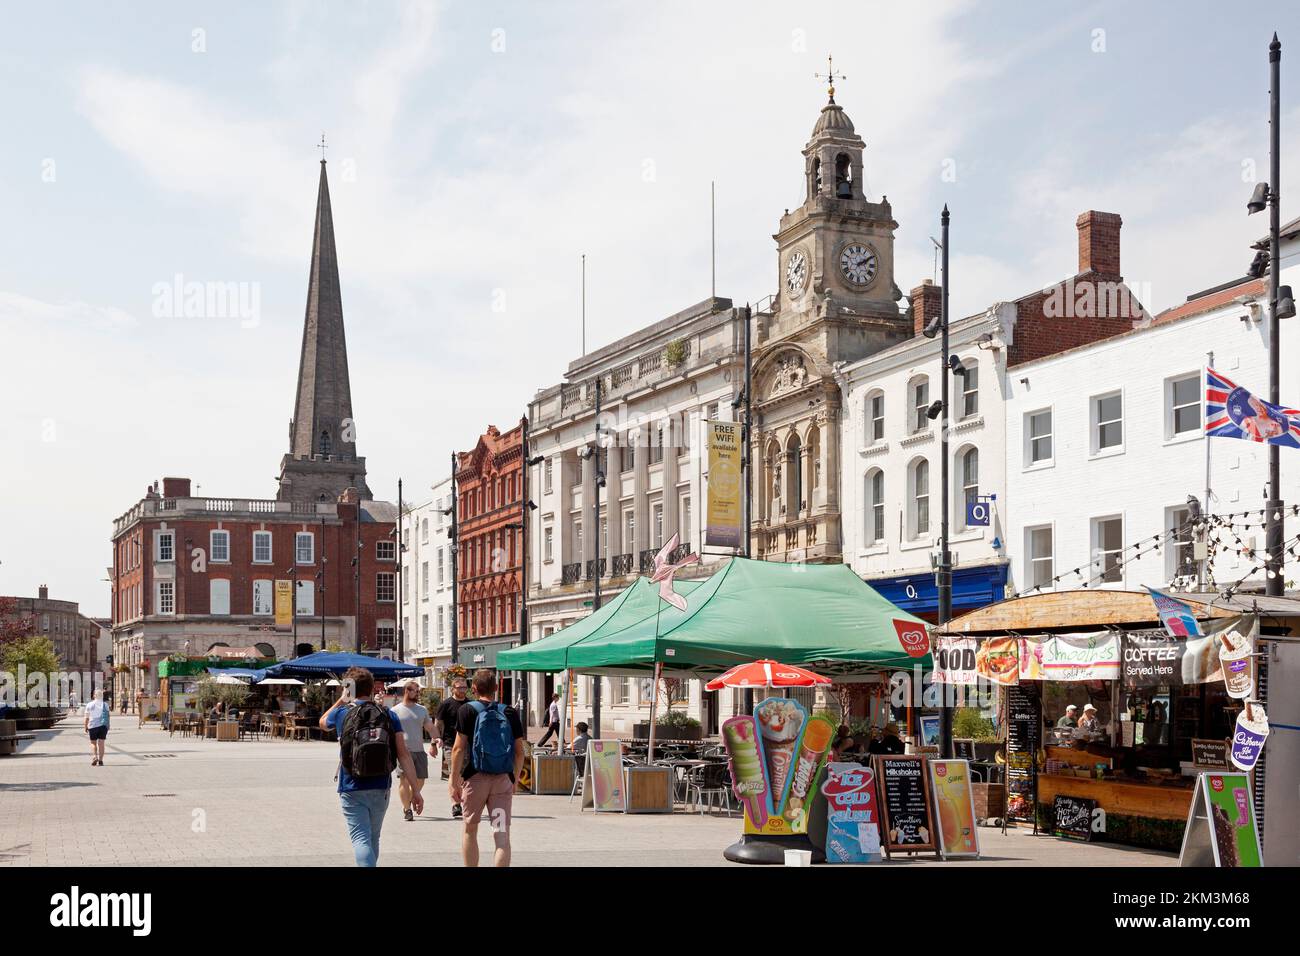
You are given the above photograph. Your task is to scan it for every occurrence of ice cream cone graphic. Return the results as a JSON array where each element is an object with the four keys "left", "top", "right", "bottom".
[{"left": 755, "top": 698, "right": 805, "bottom": 808}]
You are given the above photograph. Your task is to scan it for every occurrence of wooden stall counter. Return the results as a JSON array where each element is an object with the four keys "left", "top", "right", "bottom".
[{"left": 1037, "top": 773, "right": 1193, "bottom": 822}]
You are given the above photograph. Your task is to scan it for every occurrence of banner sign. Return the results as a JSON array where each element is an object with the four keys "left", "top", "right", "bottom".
[
  {"left": 1215, "top": 615, "right": 1257, "bottom": 700},
  {"left": 1179, "top": 772, "right": 1263, "bottom": 867},
  {"left": 875, "top": 755, "right": 938, "bottom": 857},
  {"left": 704, "top": 420, "right": 743, "bottom": 549},
  {"left": 1231, "top": 703, "right": 1269, "bottom": 772},
  {"left": 1121, "top": 616, "right": 1256, "bottom": 689},
  {"left": 975, "top": 637, "right": 1019, "bottom": 685},
  {"left": 1018, "top": 632, "right": 1120, "bottom": 681},
  {"left": 1205, "top": 367, "right": 1300, "bottom": 447},
  {"left": 932, "top": 636, "right": 978, "bottom": 685},
  {"left": 1145, "top": 586, "right": 1202, "bottom": 636},
  {"left": 822, "top": 762, "right": 881, "bottom": 863},
  {"left": 1122, "top": 630, "right": 1186, "bottom": 687},
  {"left": 274, "top": 580, "right": 293, "bottom": 628},
  {"left": 586, "top": 739, "right": 626, "bottom": 812},
  {"left": 893, "top": 618, "right": 930, "bottom": 658},
  {"left": 724, "top": 699, "right": 833, "bottom": 837},
  {"left": 929, "top": 759, "right": 980, "bottom": 858}
]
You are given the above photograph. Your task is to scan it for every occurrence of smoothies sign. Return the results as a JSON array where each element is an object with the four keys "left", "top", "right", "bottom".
[
  {"left": 822, "top": 762, "right": 881, "bottom": 863},
  {"left": 722, "top": 698, "right": 834, "bottom": 837}
]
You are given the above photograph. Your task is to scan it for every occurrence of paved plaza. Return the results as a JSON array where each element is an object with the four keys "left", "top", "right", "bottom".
[{"left": 0, "top": 720, "right": 1177, "bottom": 867}]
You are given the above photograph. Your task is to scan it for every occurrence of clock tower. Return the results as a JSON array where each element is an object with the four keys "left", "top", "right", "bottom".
[{"left": 750, "top": 67, "right": 911, "bottom": 566}]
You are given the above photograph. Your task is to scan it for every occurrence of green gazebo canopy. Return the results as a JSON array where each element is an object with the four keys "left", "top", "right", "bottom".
[
  {"left": 502, "top": 558, "right": 931, "bottom": 676},
  {"left": 497, "top": 576, "right": 705, "bottom": 673}
]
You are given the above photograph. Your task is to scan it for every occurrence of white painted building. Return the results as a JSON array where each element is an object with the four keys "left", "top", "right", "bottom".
[
  {"left": 399, "top": 477, "right": 455, "bottom": 676},
  {"left": 838, "top": 295, "right": 1013, "bottom": 615},
  {"left": 525, "top": 297, "right": 745, "bottom": 735},
  {"left": 1003, "top": 271, "right": 1300, "bottom": 597}
]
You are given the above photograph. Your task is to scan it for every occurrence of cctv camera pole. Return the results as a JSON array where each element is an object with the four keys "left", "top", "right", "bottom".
[
  {"left": 742, "top": 304, "right": 755, "bottom": 718},
  {"left": 591, "top": 376, "right": 604, "bottom": 738},
  {"left": 1266, "top": 34, "right": 1285, "bottom": 599},
  {"left": 938, "top": 205, "right": 954, "bottom": 759}
]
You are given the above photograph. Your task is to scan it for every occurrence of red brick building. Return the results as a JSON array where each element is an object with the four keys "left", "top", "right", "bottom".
[
  {"left": 109, "top": 159, "right": 398, "bottom": 709},
  {"left": 454, "top": 422, "right": 525, "bottom": 688}
]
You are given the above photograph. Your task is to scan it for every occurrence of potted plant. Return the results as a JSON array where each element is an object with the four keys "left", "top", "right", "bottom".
[{"left": 654, "top": 710, "right": 702, "bottom": 741}]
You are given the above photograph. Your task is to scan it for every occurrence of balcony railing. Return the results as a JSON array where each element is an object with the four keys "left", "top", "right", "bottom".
[
  {"left": 639, "top": 549, "right": 658, "bottom": 573},
  {"left": 561, "top": 562, "right": 582, "bottom": 586},
  {"left": 669, "top": 541, "right": 693, "bottom": 564},
  {"left": 585, "top": 558, "right": 606, "bottom": 581},
  {"left": 611, "top": 553, "right": 634, "bottom": 577}
]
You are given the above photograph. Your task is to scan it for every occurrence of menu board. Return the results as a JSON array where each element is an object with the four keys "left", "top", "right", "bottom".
[
  {"left": 1004, "top": 683, "right": 1040, "bottom": 826},
  {"left": 874, "top": 755, "right": 937, "bottom": 857},
  {"left": 953, "top": 738, "right": 977, "bottom": 761},
  {"left": 1052, "top": 794, "right": 1095, "bottom": 841},
  {"left": 1191, "top": 738, "right": 1230, "bottom": 769}
]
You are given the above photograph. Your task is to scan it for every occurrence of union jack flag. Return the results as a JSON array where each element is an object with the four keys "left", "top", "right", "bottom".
[{"left": 1205, "top": 367, "right": 1300, "bottom": 448}]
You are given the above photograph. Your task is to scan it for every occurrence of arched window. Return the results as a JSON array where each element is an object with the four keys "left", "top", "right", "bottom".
[
  {"left": 865, "top": 468, "right": 885, "bottom": 544},
  {"left": 812, "top": 157, "right": 822, "bottom": 195},
  {"left": 835, "top": 153, "right": 852, "bottom": 198},
  {"left": 960, "top": 447, "right": 980, "bottom": 525},
  {"left": 808, "top": 426, "right": 821, "bottom": 492},
  {"left": 910, "top": 376, "right": 930, "bottom": 433},
  {"left": 909, "top": 458, "right": 930, "bottom": 539},
  {"left": 319, "top": 430, "right": 332, "bottom": 457},
  {"left": 785, "top": 434, "right": 802, "bottom": 516}
]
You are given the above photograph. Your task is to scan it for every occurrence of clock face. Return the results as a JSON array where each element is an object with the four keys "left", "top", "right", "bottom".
[
  {"left": 785, "top": 251, "right": 808, "bottom": 297},
  {"left": 839, "top": 243, "right": 879, "bottom": 286}
]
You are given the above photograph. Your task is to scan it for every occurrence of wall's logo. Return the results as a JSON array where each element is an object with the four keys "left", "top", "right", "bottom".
[
  {"left": 49, "top": 886, "right": 151, "bottom": 936},
  {"left": 893, "top": 620, "right": 930, "bottom": 658}
]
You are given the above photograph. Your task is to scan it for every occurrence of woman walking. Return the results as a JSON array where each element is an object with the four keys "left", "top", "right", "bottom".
[{"left": 84, "top": 690, "right": 110, "bottom": 766}]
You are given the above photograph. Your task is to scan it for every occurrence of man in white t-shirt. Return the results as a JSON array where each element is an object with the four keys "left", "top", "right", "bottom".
[
  {"left": 537, "top": 693, "right": 561, "bottom": 748},
  {"left": 390, "top": 680, "right": 437, "bottom": 822},
  {"left": 84, "top": 690, "right": 111, "bottom": 766}
]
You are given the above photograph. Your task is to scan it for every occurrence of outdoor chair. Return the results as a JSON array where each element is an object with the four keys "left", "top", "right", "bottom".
[
  {"left": 569, "top": 753, "right": 586, "bottom": 803},
  {"left": 286, "top": 718, "right": 310, "bottom": 741},
  {"left": 685, "top": 762, "right": 733, "bottom": 815}
]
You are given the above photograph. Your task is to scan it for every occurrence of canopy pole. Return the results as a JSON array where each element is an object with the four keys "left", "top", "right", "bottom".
[{"left": 647, "top": 662, "right": 663, "bottom": 763}]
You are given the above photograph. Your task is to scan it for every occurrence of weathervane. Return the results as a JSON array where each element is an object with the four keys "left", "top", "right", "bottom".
[
  {"left": 814, "top": 54, "right": 846, "bottom": 104},
  {"left": 317, "top": 132, "right": 327, "bottom": 162}
]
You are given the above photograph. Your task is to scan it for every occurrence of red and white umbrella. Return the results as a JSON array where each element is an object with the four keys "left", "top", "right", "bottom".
[{"left": 706, "top": 659, "right": 832, "bottom": 691}]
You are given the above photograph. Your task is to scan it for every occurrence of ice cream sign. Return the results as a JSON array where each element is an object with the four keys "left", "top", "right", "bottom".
[
  {"left": 722, "top": 698, "right": 834, "bottom": 837},
  {"left": 822, "top": 763, "right": 881, "bottom": 864},
  {"left": 1230, "top": 702, "right": 1269, "bottom": 772}
]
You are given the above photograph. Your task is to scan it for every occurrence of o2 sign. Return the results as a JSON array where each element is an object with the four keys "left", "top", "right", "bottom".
[{"left": 966, "top": 500, "right": 990, "bottom": 527}]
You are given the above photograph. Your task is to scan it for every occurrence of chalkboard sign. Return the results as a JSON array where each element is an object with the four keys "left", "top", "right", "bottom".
[
  {"left": 1004, "top": 683, "right": 1040, "bottom": 828},
  {"left": 1052, "top": 794, "right": 1095, "bottom": 842},
  {"left": 953, "top": 738, "right": 977, "bottom": 761},
  {"left": 1192, "top": 738, "right": 1230, "bottom": 769},
  {"left": 874, "top": 755, "right": 937, "bottom": 858}
]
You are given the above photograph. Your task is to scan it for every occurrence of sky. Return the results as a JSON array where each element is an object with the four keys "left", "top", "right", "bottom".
[{"left": 2, "top": 0, "right": 1299, "bottom": 616}]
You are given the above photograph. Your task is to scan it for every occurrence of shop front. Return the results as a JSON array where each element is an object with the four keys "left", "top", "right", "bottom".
[
  {"left": 944, "top": 589, "right": 1274, "bottom": 853},
  {"left": 868, "top": 562, "right": 1009, "bottom": 622}
]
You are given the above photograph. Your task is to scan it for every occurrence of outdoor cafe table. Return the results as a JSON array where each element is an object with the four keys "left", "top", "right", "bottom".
[{"left": 658, "top": 759, "right": 709, "bottom": 802}]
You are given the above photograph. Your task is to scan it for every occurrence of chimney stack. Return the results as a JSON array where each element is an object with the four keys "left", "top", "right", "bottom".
[
  {"left": 162, "top": 476, "right": 192, "bottom": 498},
  {"left": 1076, "top": 210, "right": 1122, "bottom": 279},
  {"left": 911, "top": 280, "right": 943, "bottom": 336},
  {"left": 38, "top": 584, "right": 48, "bottom": 600}
]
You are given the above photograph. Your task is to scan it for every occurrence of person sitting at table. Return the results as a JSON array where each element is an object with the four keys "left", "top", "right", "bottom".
[
  {"left": 1056, "top": 704, "right": 1078, "bottom": 728},
  {"left": 869, "top": 723, "right": 905, "bottom": 755},
  {"left": 830, "top": 725, "right": 856, "bottom": 760},
  {"left": 1077, "top": 702, "right": 1101, "bottom": 734},
  {"left": 569, "top": 721, "right": 591, "bottom": 758}
]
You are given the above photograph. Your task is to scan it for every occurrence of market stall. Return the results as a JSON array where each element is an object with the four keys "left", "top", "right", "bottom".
[{"left": 941, "top": 589, "right": 1272, "bottom": 851}]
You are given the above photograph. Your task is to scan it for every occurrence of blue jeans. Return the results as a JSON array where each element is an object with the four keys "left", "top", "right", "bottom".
[{"left": 339, "top": 789, "right": 391, "bottom": 867}]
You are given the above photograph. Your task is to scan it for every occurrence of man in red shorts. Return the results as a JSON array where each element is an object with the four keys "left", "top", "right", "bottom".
[{"left": 449, "top": 668, "right": 525, "bottom": 867}]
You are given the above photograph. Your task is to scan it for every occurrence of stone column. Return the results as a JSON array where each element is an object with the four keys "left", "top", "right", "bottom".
[{"left": 633, "top": 424, "right": 649, "bottom": 568}]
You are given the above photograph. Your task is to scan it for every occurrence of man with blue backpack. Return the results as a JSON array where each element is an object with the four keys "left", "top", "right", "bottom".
[{"left": 449, "top": 668, "right": 526, "bottom": 867}]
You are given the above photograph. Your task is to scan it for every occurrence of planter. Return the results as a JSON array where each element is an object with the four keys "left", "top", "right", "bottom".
[
  {"left": 7, "top": 707, "right": 60, "bottom": 731},
  {"left": 972, "top": 782, "right": 1006, "bottom": 821}
]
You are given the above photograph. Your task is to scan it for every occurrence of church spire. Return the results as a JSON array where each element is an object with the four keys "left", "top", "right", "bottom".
[{"left": 277, "top": 156, "right": 372, "bottom": 503}]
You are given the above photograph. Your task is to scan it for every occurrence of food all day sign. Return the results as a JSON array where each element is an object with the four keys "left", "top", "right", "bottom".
[
  {"left": 704, "top": 421, "right": 742, "bottom": 549},
  {"left": 932, "top": 636, "right": 978, "bottom": 684}
]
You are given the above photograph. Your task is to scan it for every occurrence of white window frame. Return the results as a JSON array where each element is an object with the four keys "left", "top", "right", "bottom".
[
  {"left": 1026, "top": 524, "right": 1055, "bottom": 591},
  {"left": 1167, "top": 504, "right": 1196, "bottom": 582},
  {"left": 909, "top": 458, "right": 930, "bottom": 540},
  {"left": 156, "top": 530, "right": 175, "bottom": 563},
  {"left": 1091, "top": 514, "right": 1124, "bottom": 586},
  {"left": 865, "top": 468, "right": 885, "bottom": 544},
  {"left": 376, "top": 539, "right": 395, "bottom": 562},
  {"left": 1091, "top": 389, "right": 1124, "bottom": 456},
  {"left": 1025, "top": 408, "right": 1054, "bottom": 468},
  {"left": 960, "top": 360, "right": 979, "bottom": 419},
  {"left": 295, "top": 580, "right": 314, "bottom": 616},
  {"left": 544, "top": 525, "right": 553, "bottom": 562},
  {"left": 377, "top": 572, "right": 396, "bottom": 604},
  {"left": 867, "top": 391, "right": 885, "bottom": 444},
  {"left": 1166, "top": 372, "right": 1202, "bottom": 441},
  {"left": 295, "top": 532, "right": 314, "bottom": 565},
  {"left": 252, "top": 530, "right": 272, "bottom": 564},
  {"left": 156, "top": 580, "right": 175, "bottom": 615},
  {"left": 911, "top": 377, "right": 930, "bottom": 433},
  {"left": 210, "top": 530, "right": 230, "bottom": 563},
  {"left": 958, "top": 446, "right": 979, "bottom": 529},
  {"left": 421, "top": 561, "right": 429, "bottom": 596}
]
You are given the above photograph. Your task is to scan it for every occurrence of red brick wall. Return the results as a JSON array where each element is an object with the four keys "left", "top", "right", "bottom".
[
  {"left": 456, "top": 421, "right": 525, "bottom": 644},
  {"left": 1076, "top": 211, "right": 1122, "bottom": 279},
  {"left": 910, "top": 280, "right": 943, "bottom": 336}
]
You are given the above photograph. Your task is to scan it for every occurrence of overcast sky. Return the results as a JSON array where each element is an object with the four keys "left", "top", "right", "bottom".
[{"left": 2, "top": 0, "right": 1298, "bottom": 616}]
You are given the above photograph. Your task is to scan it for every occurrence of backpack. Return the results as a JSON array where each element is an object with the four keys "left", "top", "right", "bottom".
[
  {"left": 340, "top": 701, "right": 396, "bottom": 779},
  {"left": 468, "top": 700, "right": 515, "bottom": 776}
]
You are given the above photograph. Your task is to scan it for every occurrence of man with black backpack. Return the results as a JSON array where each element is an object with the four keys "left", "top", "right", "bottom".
[
  {"left": 449, "top": 668, "right": 525, "bottom": 867},
  {"left": 319, "top": 667, "right": 424, "bottom": 867}
]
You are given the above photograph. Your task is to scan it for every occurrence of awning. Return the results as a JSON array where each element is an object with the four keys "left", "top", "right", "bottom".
[
  {"left": 262, "top": 651, "right": 423, "bottom": 679},
  {"left": 562, "top": 557, "right": 932, "bottom": 674}
]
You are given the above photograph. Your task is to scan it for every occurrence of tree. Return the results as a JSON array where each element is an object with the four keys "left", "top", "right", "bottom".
[
  {"left": 2, "top": 635, "right": 60, "bottom": 688},
  {"left": 0, "top": 596, "right": 36, "bottom": 646}
]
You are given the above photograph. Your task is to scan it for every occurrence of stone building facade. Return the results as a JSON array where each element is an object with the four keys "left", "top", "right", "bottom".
[
  {"left": 399, "top": 477, "right": 455, "bottom": 676},
  {"left": 0, "top": 585, "right": 99, "bottom": 675}
]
